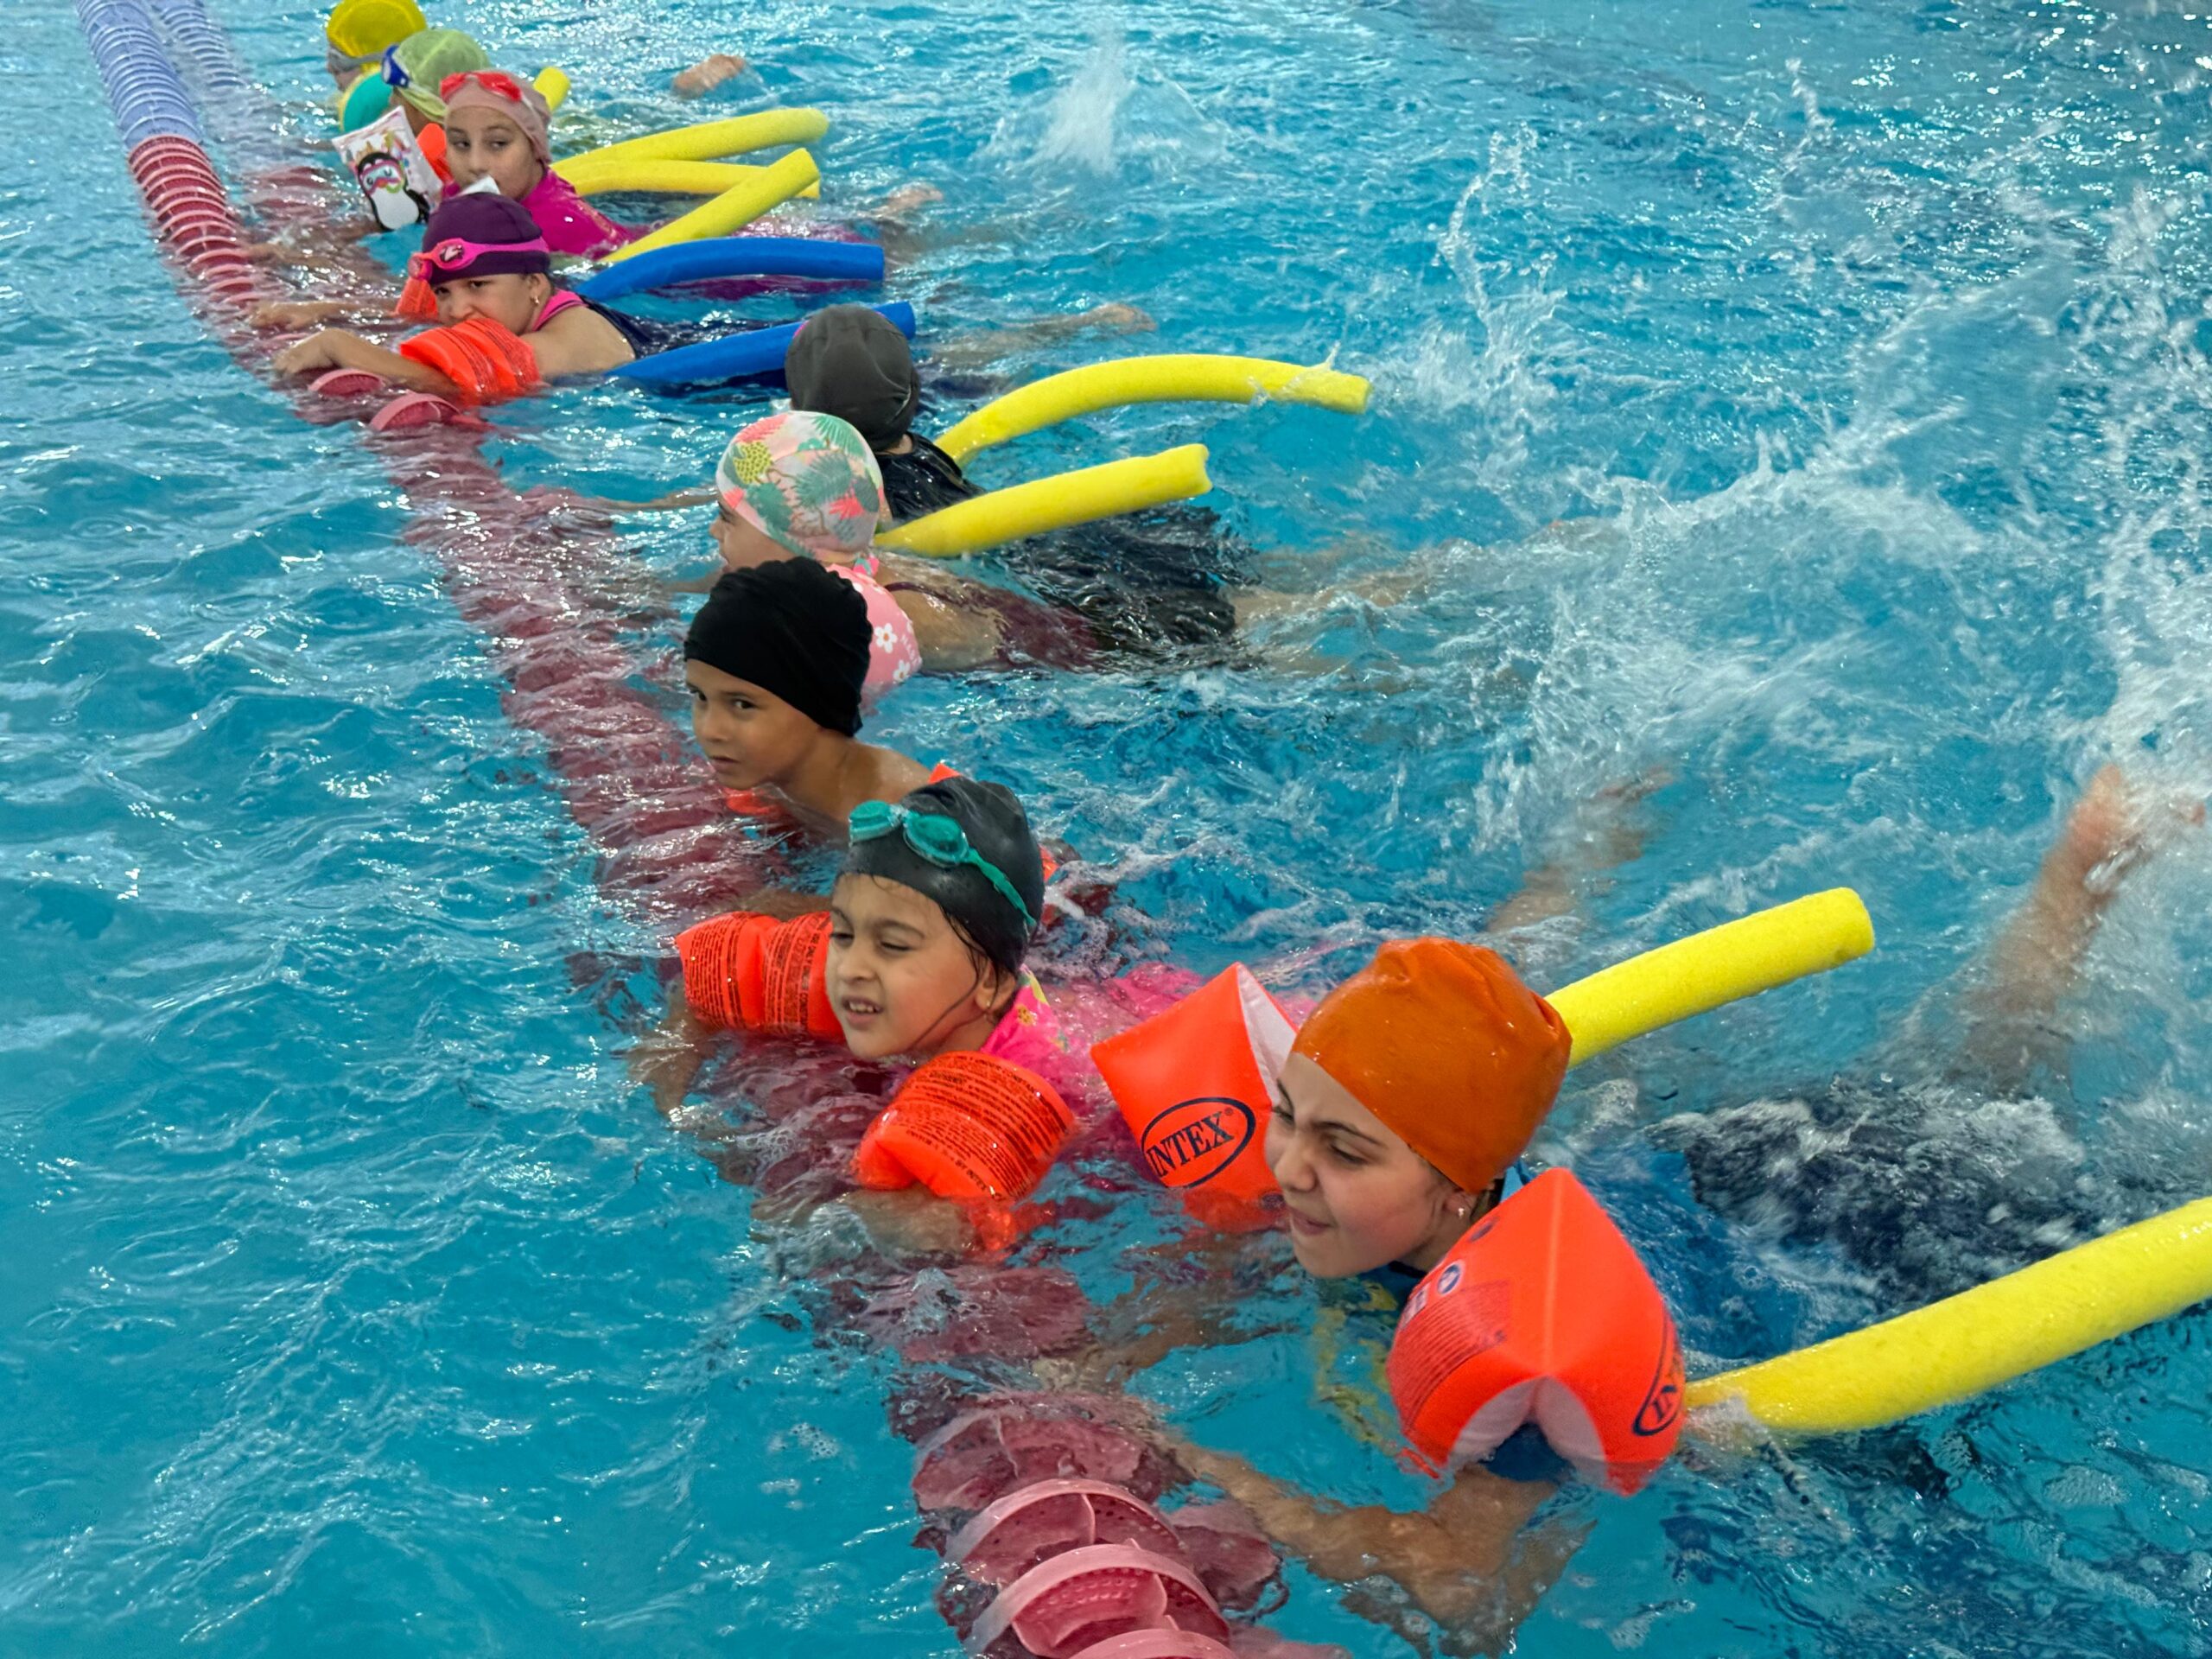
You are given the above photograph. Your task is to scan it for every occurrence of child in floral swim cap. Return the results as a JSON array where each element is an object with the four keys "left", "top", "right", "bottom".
[{"left": 701, "top": 410, "right": 1093, "bottom": 688}]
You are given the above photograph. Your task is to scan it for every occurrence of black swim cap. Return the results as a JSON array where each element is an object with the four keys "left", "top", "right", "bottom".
[
  {"left": 684, "top": 558, "right": 870, "bottom": 736},
  {"left": 841, "top": 777, "right": 1045, "bottom": 976},
  {"left": 785, "top": 303, "right": 920, "bottom": 452}
]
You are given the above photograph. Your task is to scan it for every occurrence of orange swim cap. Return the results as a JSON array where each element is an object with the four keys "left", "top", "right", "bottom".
[{"left": 1291, "top": 939, "right": 1570, "bottom": 1195}]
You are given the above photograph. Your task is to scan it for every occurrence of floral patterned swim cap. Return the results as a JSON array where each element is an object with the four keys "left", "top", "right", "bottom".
[{"left": 715, "top": 410, "right": 887, "bottom": 561}]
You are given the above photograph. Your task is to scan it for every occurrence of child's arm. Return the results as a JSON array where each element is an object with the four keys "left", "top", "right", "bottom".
[
  {"left": 629, "top": 984, "right": 712, "bottom": 1120},
  {"left": 929, "top": 304, "right": 1156, "bottom": 370},
  {"left": 893, "top": 585, "right": 1004, "bottom": 671},
  {"left": 671, "top": 53, "right": 748, "bottom": 98},
  {"left": 1168, "top": 1437, "right": 1576, "bottom": 1646},
  {"left": 272, "top": 328, "right": 460, "bottom": 397},
  {"left": 252, "top": 299, "right": 364, "bottom": 330}
]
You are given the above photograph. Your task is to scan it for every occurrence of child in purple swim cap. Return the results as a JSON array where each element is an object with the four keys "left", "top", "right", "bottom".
[{"left": 269, "top": 191, "right": 640, "bottom": 401}]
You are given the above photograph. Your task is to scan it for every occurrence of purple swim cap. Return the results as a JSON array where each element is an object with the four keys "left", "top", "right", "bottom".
[{"left": 412, "top": 190, "right": 550, "bottom": 284}]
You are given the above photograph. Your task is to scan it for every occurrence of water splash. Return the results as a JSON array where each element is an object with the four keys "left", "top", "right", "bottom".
[{"left": 1034, "top": 31, "right": 1132, "bottom": 175}]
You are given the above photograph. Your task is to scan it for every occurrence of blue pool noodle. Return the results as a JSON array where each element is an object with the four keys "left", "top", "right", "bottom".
[
  {"left": 612, "top": 301, "right": 917, "bottom": 388},
  {"left": 576, "top": 237, "right": 886, "bottom": 304}
]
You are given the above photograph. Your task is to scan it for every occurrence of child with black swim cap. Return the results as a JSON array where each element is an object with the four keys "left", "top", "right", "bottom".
[
  {"left": 637, "top": 771, "right": 1075, "bottom": 1246},
  {"left": 683, "top": 557, "right": 930, "bottom": 836}
]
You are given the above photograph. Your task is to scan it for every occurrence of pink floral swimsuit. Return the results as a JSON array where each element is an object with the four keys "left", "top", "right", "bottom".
[
  {"left": 831, "top": 553, "right": 922, "bottom": 701},
  {"left": 980, "top": 976, "right": 1069, "bottom": 1089}
]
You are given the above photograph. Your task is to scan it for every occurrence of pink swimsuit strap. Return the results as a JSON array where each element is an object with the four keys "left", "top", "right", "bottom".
[{"left": 532, "top": 289, "right": 585, "bottom": 328}]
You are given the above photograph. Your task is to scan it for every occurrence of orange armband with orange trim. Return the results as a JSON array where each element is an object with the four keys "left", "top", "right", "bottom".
[
  {"left": 673, "top": 909, "right": 842, "bottom": 1040},
  {"left": 418, "top": 121, "right": 451, "bottom": 185},
  {"left": 397, "top": 313, "right": 540, "bottom": 406},
  {"left": 852, "top": 1052, "right": 1075, "bottom": 1202}
]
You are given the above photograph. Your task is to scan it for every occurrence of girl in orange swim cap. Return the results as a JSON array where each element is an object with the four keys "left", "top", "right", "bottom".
[
  {"left": 1092, "top": 940, "right": 1583, "bottom": 1646},
  {"left": 1267, "top": 938, "right": 1571, "bottom": 1282}
]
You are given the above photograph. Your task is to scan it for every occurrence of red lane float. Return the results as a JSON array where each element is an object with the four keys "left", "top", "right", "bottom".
[
  {"left": 1386, "top": 1169, "right": 1684, "bottom": 1496},
  {"left": 909, "top": 1392, "right": 1345, "bottom": 1658},
  {"left": 970, "top": 1545, "right": 1231, "bottom": 1659},
  {"left": 950, "top": 1479, "right": 1186, "bottom": 1585},
  {"left": 1065, "top": 1635, "right": 1236, "bottom": 1659}
]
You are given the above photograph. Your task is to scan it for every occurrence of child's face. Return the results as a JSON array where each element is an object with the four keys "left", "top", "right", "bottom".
[
  {"left": 710, "top": 507, "right": 790, "bottom": 571},
  {"left": 683, "top": 660, "right": 818, "bottom": 791},
  {"left": 1264, "top": 1052, "right": 1467, "bottom": 1279},
  {"left": 827, "top": 874, "right": 1007, "bottom": 1061},
  {"left": 443, "top": 106, "right": 544, "bottom": 198},
  {"left": 434, "top": 272, "right": 544, "bottom": 335}
]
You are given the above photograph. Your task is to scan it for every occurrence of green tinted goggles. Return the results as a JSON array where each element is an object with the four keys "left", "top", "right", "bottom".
[{"left": 848, "top": 801, "right": 1036, "bottom": 928}]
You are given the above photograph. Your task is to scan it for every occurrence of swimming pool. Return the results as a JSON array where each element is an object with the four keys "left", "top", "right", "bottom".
[{"left": 8, "top": 0, "right": 2212, "bottom": 1651}]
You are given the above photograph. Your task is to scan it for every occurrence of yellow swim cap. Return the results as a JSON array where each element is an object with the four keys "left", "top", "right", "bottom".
[{"left": 325, "top": 0, "right": 428, "bottom": 61}]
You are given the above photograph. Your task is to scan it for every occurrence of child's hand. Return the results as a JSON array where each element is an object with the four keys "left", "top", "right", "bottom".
[
  {"left": 272, "top": 331, "right": 349, "bottom": 376},
  {"left": 671, "top": 53, "right": 747, "bottom": 98},
  {"left": 838, "top": 1187, "right": 978, "bottom": 1257},
  {"left": 254, "top": 300, "right": 350, "bottom": 331}
]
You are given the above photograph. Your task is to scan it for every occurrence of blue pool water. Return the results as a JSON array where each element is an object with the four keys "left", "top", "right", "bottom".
[{"left": 8, "top": 0, "right": 2212, "bottom": 1651}]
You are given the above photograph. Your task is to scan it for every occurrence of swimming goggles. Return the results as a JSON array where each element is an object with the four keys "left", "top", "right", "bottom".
[
  {"left": 379, "top": 44, "right": 410, "bottom": 88},
  {"left": 440, "top": 69, "right": 530, "bottom": 103},
  {"left": 406, "top": 233, "right": 551, "bottom": 281},
  {"left": 848, "top": 802, "right": 1037, "bottom": 927}
]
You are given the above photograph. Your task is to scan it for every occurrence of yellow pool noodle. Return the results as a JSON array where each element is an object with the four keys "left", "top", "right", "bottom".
[
  {"left": 555, "top": 108, "right": 830, "bottom": 178},
  {"left": 878, "top": 447, "right": 1214, "bottom": 560},
  {"left": 933, "top": 355, "right": 1373, "bottom": 467},
  {"left": 561, "top": 159, "right": 819, "bottom": 201},
  {"left": 1687, "top": 1196, "right": 2212, "bottom": 1434},
  {"left": 531, "top": 67, "right": 569, "bottom": 112},
  {"left": 1545, "top": 888, "right": 1876, "bottom": 1068},
  {"left": 598, "top": 149, "right": 821, "bottom": 266}
]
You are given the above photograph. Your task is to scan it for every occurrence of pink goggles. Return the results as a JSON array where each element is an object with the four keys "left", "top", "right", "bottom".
[{"left": 406, "top": 233, "right": 551, "bottom": 283}]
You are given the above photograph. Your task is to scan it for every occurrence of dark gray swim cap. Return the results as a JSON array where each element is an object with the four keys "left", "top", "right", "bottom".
[{"left": 785, "top": 303, "right": 920, "bottom": 452}]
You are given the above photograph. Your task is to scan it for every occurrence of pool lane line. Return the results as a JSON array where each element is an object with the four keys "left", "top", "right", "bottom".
[{"left": 76, "top": 0, "right": 782, "bottom": 925}]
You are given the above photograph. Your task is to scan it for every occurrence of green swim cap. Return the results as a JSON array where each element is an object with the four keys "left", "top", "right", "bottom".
[{"left": 336, "top": 26, "right": 489, "bottom": 131}]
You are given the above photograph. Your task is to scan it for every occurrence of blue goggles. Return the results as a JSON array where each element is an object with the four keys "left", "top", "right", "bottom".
[{"left": 848, "top": 801, "right": 1036, "bottom": 928}]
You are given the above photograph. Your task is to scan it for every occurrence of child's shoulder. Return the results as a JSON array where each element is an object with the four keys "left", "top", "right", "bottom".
[{"left": 527, "top": 296, "right": 638, "bottom": 377}]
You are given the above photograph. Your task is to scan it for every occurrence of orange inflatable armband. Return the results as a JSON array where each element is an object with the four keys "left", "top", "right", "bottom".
[
  {"left": 1387, "top": 1169, "right": 1683, "bottom": 1495},
  {"left": 1091, "top": 964, "right": 1293, "bottom": 1225},
  {"left": 417, "top": 120, "right": 451, "bottom": 185},
  {"left": 853, "top": 1051, "right": 1074, "bottom": 1201},
  {"left": 394, "top": 270, "right": 438, "bottom": 321},
  {"left": 397, "top": 313, "right": 540, "bottom": 406},
  {"left": 674, "top": 910, "right": 842, "bottom": 1040}
]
